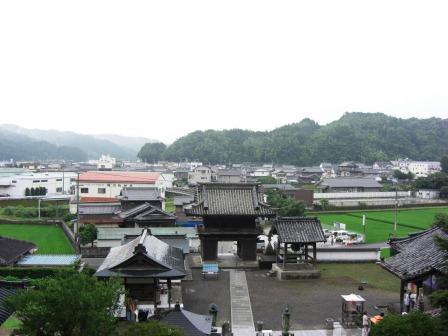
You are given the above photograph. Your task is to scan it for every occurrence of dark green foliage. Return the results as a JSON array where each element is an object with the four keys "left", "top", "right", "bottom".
[
  {"left": 145, "top": 113, "right": 448, "bottom": 165},
  {"left": 118, "top": 321, "right": 184, "bottom": 336},
  {"left": 441, "top": 156, "right": 448, "bottom": 174},
  {"left": 393, "top": 170, "right": 414, "bottom": 180},
  {"left": 137, "top": 142, "right": 167, "bottom": 163},
  {"left": 24, "top": 188, "right": 30, "bottom": 197},
  {"left": 441, "top": 186, "right": 448, "bottom": 199},
  {"left": 266, "top": 189, "right": 305, "bottom": 216},
  {"left": 0, "top": 267, "right": 71, "bottom": 279},
  {"left": 413, "top": 172, "right": 448, "bottom": 190},
  {"left": 1, "top": 205, "right": 70, "bottom": 218},
  {"left": 6, "top": 270, "right": 123, "bottom": 336},
  {"left": 369, "top": 311, "right": 440, "bottom": 336},
  {"left": 257, "top": 176, "right": 277, "bottom": 184},
  {"left": 79, "top": 224, "right": 98, "bottom": 247}
]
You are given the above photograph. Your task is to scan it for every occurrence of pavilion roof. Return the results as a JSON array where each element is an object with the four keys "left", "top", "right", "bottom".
[
  {"left": 95, "top": 229, "right": 185, "bottom": 278},
  {"left": 185, "top": 183, "right": 276, "bottom": 217},
  {"left": 270, "top": 217, "right": 326, "bottom": 244},
  {"left": 381, "top": 226, "right": 448, "bottom": 281}
]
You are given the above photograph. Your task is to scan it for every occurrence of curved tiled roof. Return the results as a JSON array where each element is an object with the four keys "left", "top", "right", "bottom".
[
  {"left": 185, "top": 183, "right": 276, "bottom": 217},
  {"left": 270, "top": 217, "right": 326, "bottom": 243},
  {"left": 381, "top": 226, "right": 448, "bottom": 280}
]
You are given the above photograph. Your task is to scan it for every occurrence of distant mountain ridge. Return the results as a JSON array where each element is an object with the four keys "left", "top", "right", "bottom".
[
  {"left": 0, "top": 124, "right": 157, "bottom": 160},
  {"left": 152, "top": 112, "right": 448, "bottom": 165}
]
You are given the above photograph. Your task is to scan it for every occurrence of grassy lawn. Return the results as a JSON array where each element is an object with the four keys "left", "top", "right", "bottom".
[
  {"left": 164, "top": 198, "right": 175, "bottom": 213},
  {"left": 0, "top": 224, "right": 74, "bottom": 254},
  {"left": 2, "top": 315, "right": 21, "bottom": 330},
  {"left": 316, "top": 206, "right": 448, "bottom": 243},
  {"left": 318, "top": 263, "right": 400, "bottom": 292}
]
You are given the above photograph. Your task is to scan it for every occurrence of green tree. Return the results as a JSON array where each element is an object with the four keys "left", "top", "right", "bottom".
[
  {"left": 393, "top": 170, "right": 414, "bottom": 180},
  {"left": 266, "top": 189, "right": 305, "bottom": 216},
  {"left": 24, "top": 188, "right": 30, "bottom": 196},
  {"left": 79, "top": 224, "right": 98, "bottom": 247},
  {"left": 30, "top": 187, "right": 35, "bottom": 196},
  {"left": 441, "top": 156, "right": 448, "bottom": 174},
  {"left": 369, "top": 311, "right": 439, "bottom": 336},
  {"left": 119, "top": 321, "right": 183, "bottom": 336},
  {"left": 137, "top": 142, "right": 167, "bottom": 163},
  {"left": 6, "top": 270, "right": 123, "bottom": 336},
  {"left": 256, "top": 176, "right": 277, "bottom": 184},
  {"left": 440, "top": 186, "right": 448, "bottom": 199}
]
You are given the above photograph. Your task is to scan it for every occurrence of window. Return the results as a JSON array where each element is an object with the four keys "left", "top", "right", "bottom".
[
  {"left": 33, "top": 180, "right": 40, "bottom": 183},
  {"left": 12, "top": 180, "right": 16, "bottom": 183},
  {"left": 98, "top": 188, "right": 106, "bottom": 194},
  {"left": 56, "top": 178, "right": 62, "bottom": 182},
  {"left": 41, "top": 180, "right": 48, "bottom": 183},
  {"left": 56, "top": 187, "right": 63, "bottom": 192},
  {"left": 80, "top": 188, "right": 89, "bottom": 194}
]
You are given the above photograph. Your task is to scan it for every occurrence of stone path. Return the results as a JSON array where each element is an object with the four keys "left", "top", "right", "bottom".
[{"left": 230, "top": 270, "right": 256, "bottom": 335}]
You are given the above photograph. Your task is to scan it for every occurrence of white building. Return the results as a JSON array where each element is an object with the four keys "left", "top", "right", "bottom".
[
  {"left": 77, "top": 171, "right": 171, "bottom": 200},
  {"left": 407, "top": 161, "right": 441, "bottom": 177},
  {"left": 188, "top": 166, "right": 215, "bottom": 185},
  {"left": 97, "top": 155, "right": 116, "bottom": 170},
  {"left": 0, "top": 172, "right": 77, "bottom": 197}
]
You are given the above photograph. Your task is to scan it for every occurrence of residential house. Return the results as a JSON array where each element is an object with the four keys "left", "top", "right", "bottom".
[
  {"left": 77, "top": 171, "right": 169, "bottom": 200},
  {"left": 97, "top": 154, "right": 116, "bottom": 171},
  {"left": 336, "top": 162, "right": 364, "bottom": 177},
  {"left": 119, "top": 187, "right": 164, "bottom": 210},
  {"left": 216, "top": 169, "right": 242, "bottom": 183},
  {"left": 188, "top": 166, "right": 216, "bottom": 186}
]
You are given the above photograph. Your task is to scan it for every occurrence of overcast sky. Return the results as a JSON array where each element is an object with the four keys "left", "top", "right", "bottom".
[{"left": 1, "top": 1, "right": 447, "bottom": 143}]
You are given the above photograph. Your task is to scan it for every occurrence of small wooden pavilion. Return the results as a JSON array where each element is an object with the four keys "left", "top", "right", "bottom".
[
  {"left": 269, "top": 217, "right": 326, "bottom": 269},
  {"left": 381, "top": 226, "right": 448, "bottom": 312}
]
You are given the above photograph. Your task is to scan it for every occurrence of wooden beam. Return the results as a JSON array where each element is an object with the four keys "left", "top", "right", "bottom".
[
  {"left": 400, "top": 280, "right": 404, "bottom": 313},
  {"left": 312, "top": 243, "right": 317, "bottom": 264},
  {"left": 283, "top": 243, "right": 287, "bottom": 270}
]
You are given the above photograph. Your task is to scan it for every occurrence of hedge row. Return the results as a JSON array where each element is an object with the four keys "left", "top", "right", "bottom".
[{"left": 0, "top": 267, "right": 71, "bottom": 279}]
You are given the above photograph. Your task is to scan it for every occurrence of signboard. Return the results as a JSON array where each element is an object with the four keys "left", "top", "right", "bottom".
[{"left": 333, "top": 222, "right": 346, "bottom": 230}]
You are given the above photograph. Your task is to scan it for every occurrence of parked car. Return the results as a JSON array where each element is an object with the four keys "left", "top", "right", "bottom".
[{"left": 256, "top": 235, "right": 267, "bottom": 251}]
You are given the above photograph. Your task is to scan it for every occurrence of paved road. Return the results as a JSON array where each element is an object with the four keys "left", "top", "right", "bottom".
[{"left": 230, "top": 270, "right": 255, "bottom": 335}]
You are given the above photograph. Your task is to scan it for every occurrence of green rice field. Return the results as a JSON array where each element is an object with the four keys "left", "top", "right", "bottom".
[
  {"left": 315, "top": 206, "right": 448, "bottom": 243},
  {"left": 0, "top": 224, "right": 74, "bottom": 254}
]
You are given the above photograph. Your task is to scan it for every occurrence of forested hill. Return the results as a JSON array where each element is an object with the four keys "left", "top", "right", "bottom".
[
  {"left": 0, "top": 130, "right": 87, "bottom": 161},
  {"left": 140, "top": 113, "right": 448, "bottom": 165}
]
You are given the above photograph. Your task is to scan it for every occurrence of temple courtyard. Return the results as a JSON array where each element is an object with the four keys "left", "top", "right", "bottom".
[{"left": 182, "top": 261, "right": 399, "bottom": 331}]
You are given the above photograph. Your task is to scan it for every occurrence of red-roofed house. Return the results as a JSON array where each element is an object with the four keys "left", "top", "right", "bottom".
[{"left": 76, "top": 171, "right": 171, "bottom": 200}]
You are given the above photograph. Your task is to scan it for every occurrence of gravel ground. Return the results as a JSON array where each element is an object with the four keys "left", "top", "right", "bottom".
[
  {"left": 181, "top": 267, "right": 398, "bottom": 330},
  {"left": 182, "top": 269, "right": 232, "bottom": 324},
  {"left": 246, "top": 270, "right": 398, "bottom": 330}
]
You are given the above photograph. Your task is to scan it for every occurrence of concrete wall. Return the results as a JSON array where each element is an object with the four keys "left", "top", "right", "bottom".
[
  {"left": 316, "top": 247, "right": 380, "bottom": 262},
  {"left": 314, "top": 191, "right": 411, "bottom": 200}
]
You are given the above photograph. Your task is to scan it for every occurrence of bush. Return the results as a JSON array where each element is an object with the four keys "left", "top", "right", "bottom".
[
  {"left": 369, "top": 311, "right": 440, "bottom": 336},
  {"left": 0, "top": 267, "right": 71, "bottom": 279}
]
